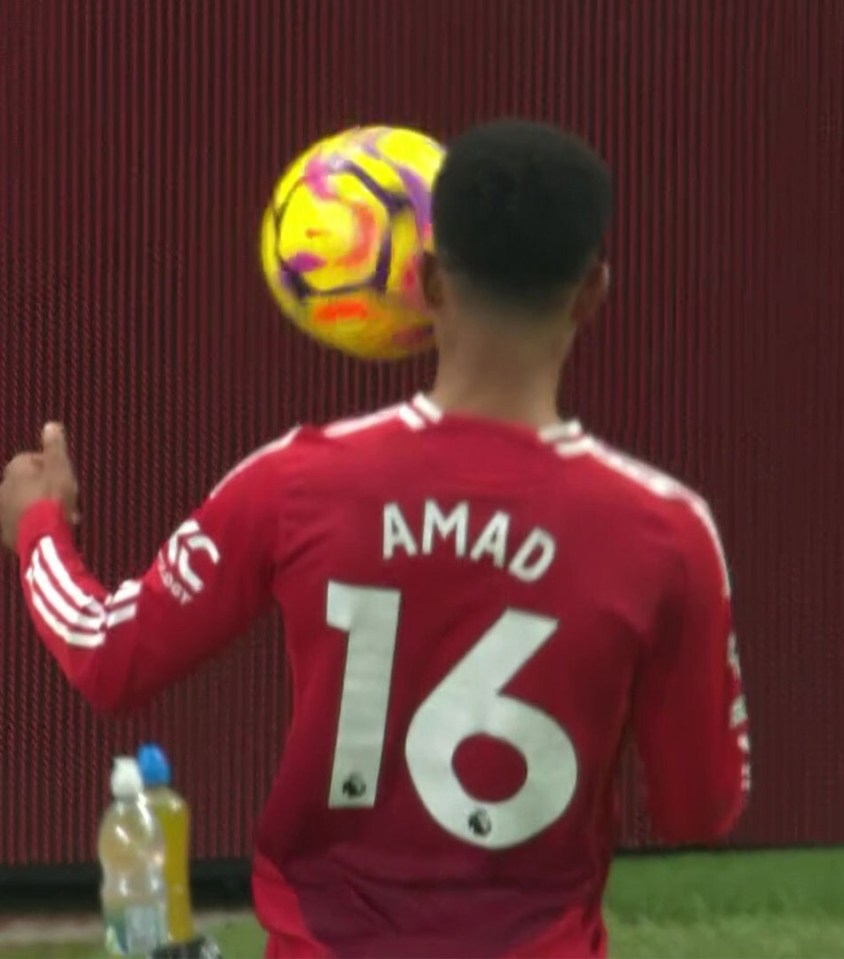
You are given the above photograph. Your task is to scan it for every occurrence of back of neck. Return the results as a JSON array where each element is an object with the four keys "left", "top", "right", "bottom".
[
  {"left": 428, "top": 370, "right": 562, "bottom": 431},
  {"left": 429, "top": 313, "right": 574, "bottom": 430}
]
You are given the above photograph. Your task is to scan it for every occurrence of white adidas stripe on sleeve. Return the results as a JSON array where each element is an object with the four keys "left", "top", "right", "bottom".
[{"left": 25, "top": 538, "right": 142, "bottom": 650}]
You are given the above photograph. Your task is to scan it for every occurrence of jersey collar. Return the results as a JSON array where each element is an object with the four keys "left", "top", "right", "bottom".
[{"left": 410, "top": 393, "right": 584, "bottom": 444}]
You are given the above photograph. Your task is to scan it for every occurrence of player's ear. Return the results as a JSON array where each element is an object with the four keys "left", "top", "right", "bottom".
[
  {"left": 420, "top": 251, "right": 445, "bottom": 311},
  {"left": 570, "top": 258, "right": 610, "bottom": 326}
]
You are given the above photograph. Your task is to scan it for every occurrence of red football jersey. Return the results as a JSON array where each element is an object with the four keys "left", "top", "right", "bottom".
[{"left": 17, "top": 395, "right": 749, "bottom": 958}]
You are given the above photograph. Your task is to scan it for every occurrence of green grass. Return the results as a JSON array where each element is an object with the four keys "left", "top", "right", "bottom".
[
  {"left": 3, "top": 850, "right": 844, "bottom": 958},
  {"left": 605, "top": 849, "right": 844, "bottom": 957}
]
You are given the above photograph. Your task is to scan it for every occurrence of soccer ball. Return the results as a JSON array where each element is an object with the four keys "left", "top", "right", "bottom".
[{"left": 260, "top": 126, "right": 445, "bottom": 361}]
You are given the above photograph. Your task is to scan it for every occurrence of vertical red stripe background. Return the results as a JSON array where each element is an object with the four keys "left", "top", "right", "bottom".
[{"left": 1, "top": 0, "right": 843, "bottom": 866}]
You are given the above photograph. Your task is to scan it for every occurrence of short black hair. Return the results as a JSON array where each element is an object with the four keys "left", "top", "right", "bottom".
[{"left": 432, "top": 119, "right": 612, "bottom": 312}]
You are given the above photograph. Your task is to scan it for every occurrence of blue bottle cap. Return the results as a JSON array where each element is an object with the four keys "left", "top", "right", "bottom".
[{"left": 137, "top": 743, "right": 172, "bottom": 788}]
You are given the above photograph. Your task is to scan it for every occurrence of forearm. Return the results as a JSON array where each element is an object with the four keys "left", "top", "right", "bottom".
[{"left": 18, "top": 502, "right": 206, "bottom": 711}]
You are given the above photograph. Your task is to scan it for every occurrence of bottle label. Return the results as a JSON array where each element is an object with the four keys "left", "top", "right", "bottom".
[{"left": 104, "top": 903, "right": 168, "bottom": 955}]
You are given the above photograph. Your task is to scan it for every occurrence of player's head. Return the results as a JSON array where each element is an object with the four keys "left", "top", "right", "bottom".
[{"left": 423, "top": 120, "right": 612, "bottom": 355}]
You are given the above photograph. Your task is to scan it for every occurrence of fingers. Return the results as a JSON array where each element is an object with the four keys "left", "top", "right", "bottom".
[
  {"left": 42, "top": 422, "right": 70, "bottom": 471},
  {"left": 40, "top": 422, "right": 80, "bottom": 525}
]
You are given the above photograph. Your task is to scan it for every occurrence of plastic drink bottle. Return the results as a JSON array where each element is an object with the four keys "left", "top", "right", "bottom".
[
  {"left": 99, "top": 757, "right": 168, "bottom": 956},
  {"left": 137, "top": 744, "right": 195, "bottom": 943}
]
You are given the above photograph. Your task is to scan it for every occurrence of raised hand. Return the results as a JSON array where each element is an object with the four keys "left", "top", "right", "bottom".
[
  {"left": 40, "top": 423, "right": 81, "bottom": 526},
  {"left": 0, "top": 423, "right": 81, "bottom": 551}
]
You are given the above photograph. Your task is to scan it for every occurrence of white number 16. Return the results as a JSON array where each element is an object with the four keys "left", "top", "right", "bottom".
[{"left": 326, "top": 581, "right": 578, "bottom": 849}]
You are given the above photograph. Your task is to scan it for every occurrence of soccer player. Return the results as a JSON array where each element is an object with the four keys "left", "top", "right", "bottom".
[{"left": 0, "top": 120, "right": 749, "bottom": 958}]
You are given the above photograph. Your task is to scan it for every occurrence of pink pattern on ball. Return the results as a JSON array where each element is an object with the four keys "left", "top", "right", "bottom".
[{"left": 287, "top": 252, "right": 325, "bottom": 272}]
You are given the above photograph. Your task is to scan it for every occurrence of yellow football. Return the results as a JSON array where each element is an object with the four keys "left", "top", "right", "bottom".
[{"left": 260, "top": 126, "right": 445, "bottom": 361}]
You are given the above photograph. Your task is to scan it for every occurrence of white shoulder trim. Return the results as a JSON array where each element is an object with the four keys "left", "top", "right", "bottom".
[
  {"left": 411, "top": 393, "right": 444, "bottom": 423},
  {"left": 209, "top": 427, "right": 301, "bottom": 499},
  {"left": 560, "top": 437, "right": 731, "bottom": 597},
  {"left": 539, "top": 421, "right": 584, "bottom": 443},
  {"left": 323, "top": 403, "right": 425, "bottom": 438},
  {"left": 398, "top": 405, "right": 426, "bottom": 430}
]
